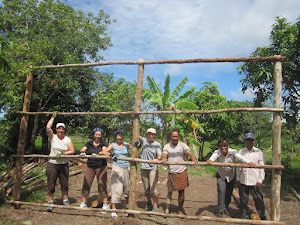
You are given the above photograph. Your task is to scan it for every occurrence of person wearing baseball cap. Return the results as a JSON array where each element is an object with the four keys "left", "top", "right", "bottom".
[
  {"left": 135, "top": 128, "right": 162, "bottom": 213},
  {"left": 236, "top": 133, "right": 266, "bottom": 220},
  {"left": 45, "top": 112, "right": 75, "bottom": 212}
]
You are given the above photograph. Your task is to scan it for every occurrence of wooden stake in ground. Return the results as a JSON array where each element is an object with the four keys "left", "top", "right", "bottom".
[
  {"left": 271, "top": 59, "right": 282, "bottom": 221},
  {"left": 13, "top": 67, "right": 33, "bottom": 207},
  {"left": 128, "top": 59, "right": 144, "bottom": 213}
]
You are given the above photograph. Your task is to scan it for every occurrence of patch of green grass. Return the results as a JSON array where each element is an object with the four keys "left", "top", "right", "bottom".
[
  {"left": 21, "top": 188, "right": 46, "bottom": 202},
  {"left": 188, "top": 165, "right": 216, "bottom": 177},
  {"left": 35, "top": 136, "right": 42, "bottom": 150},
  {"left": 0, "top": 218, "right": 19, "bottom": 225}
]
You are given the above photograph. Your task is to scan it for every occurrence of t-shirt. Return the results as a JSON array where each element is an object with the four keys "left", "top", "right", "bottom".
[
  {"left": 48, "top": 134, "right": 71, "bottom": 164},
  {"left": 140, "top": 137, "right": 162, "bottom": 170},
  {"left": 163, "top": 141, "right": 190, "bottom": 174},
  {"left": 112, "top": 142, "right": 129, "bottom": 168},
  {"left": 85, "top": 140, "right": 108, "bottom": 168}
]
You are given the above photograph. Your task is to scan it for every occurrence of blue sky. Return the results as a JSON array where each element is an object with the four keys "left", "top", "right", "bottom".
[{"left": 64, "top": 0, "right": 300, "bottom": 101}]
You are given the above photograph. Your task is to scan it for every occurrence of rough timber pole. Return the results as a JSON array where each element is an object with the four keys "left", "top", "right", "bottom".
[
  {"left": 270, "top": 58, "right": 282, "bottom": 221},
  {"left": 128, "top": 59, "right": 144, "bottom": 213},
  {"left": 13, "top": 67, "right": 33, "bottom": 206}
]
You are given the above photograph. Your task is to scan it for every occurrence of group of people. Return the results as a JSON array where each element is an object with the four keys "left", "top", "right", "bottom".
[{"left": 45, "top": 113, "right": 266, "bottom": 220}]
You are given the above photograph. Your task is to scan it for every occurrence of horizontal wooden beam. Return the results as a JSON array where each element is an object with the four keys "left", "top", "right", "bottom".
[
  {"left": 8, "top": 201, "right": 285, "bottom": 224},
  {"left": 11, "top": 155, "right": 284, "bottom": 169},
  {"left": 14, "top": 107, "right": 284, "bottom": 116},
  {"left": 38, "top": 56, "right": 285, "bottom": 69}
]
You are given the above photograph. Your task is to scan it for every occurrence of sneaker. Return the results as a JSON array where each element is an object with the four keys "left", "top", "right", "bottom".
[
  {"left": 79, "top": 202, "right": 87, "bottom": 208},
  {"left": 101, "top": 204, "right": 110, "bottom": 214},
  {"left": 145, "top": 201, "right": 153, "bottom": 211},
  {"left": 111, "top": 212, "right": 118, "bottom": 218},
  {"left": 149, "top": 207, "right": 158, "bottom": 217},
  {"left": 63, "top": 199, "right": 71, "bottom": 206},
  {"left": 216, "top": 211, "right": 223, "bottom": 217},
  {"left": 152, "top": 207, "right": 158, "bottom": 212},
  {"left": 46, "top": 201, "right": 54, "bottom": 212},
  {"left": 123, "top": 202, "right": 128, "bottom": 209},
  {"left": 224, "top": 208, "right": 230, "bottom": 217}
]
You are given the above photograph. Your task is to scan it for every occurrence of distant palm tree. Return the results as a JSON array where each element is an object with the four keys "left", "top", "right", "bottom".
[{"left": 142, "top": 74, "right": 198, "bottom": 143}]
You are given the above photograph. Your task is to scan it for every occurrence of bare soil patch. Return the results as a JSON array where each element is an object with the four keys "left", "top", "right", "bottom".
[{"left": 0, "top": 167, "right": 299, "bottom": 225}]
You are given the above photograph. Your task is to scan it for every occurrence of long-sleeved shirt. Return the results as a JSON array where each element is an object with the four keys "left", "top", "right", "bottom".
[
  {"left": 236, "top": 147, "right": 265, "bottom": 185},
  {"left": 209, "top": 148, "right": 250, "bottom": 182}
]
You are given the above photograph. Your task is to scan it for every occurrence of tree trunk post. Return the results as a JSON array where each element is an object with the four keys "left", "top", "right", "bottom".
[
  {"left": 13, "top": 67, "right": 33, "bottom": 206},
  {"left": 128, "top": 59, "right": 144, "bottom": 213},
  {"left": 270, "top": 58, "right": 282, "bottom": 221}
]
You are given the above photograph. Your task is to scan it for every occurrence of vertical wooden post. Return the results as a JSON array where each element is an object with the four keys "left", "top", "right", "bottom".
[
  {"left": 270, "top": 58, "right": 282, "bottom": 221},
  {"left": 13, "top": 67, "right": 33, "bottom": 206},
  {"left": 128, "top": 59, "right": 144, "bottom": 212}
]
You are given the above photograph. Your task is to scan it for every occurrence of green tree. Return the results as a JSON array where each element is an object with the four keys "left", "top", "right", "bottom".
[
  {"left": 142, "top": 74, "right": 198, "bottom": 143},
  {"left": 191, "top": 82, "right": 236, "bottom": 160},
  {"left": 0, "top": 0, "right": 114, "bottom": 154},
  {"left": 238, "top": 17, "right": 300, "bottom": 133},
  {"left": 84, "top": 74, "right": 136, "bottom": 143},
  {"left": 0, "top": 35, "right": 11, "bottom": 72}
]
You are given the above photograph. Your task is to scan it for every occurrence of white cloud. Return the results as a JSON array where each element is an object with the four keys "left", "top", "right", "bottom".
[
  {"left": 229, "top": 88, "right": 256, "bottom": 101},
  {"left": 63, "top": 0, "right": 300, "bottom": 99}
]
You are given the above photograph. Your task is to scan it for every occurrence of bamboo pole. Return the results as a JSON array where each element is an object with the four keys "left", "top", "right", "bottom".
[
  {"left": 7, "top": 201, "right": 285, "bottom": 224},
  {"left": 10, "top": 155, "right": 284, "bottom": 169},
  {"left": 13, "top": 67, "right": 33, "bottom": 207},
  {"left": 288, "top": 185, "right": 300, "bottom": 202},
  {"left": 128, "top": 59, "right": 144, "bottom": 213},
  {"left": 40, "top": 56, "right": 285, "bottom": 69},
  {"left": 14, "top": 107, "right": 284, "bottom": 116},
  {"left": 270, "top": 60, "right": 282, "bottom": 221}
]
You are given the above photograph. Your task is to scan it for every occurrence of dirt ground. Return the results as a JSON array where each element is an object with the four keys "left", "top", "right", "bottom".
[{"left": 0, "top": 166, "right": 299, "bottom": 225}]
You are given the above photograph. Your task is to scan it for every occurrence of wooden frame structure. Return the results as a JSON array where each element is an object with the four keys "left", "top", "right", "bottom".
[{"left": 12, "top": 56, "right": 284, "bottom": 223}]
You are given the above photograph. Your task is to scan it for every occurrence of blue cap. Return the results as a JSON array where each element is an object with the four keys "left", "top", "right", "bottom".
[
  {"left": 245, "top": 133, "right": 255, "bottom": 140},
  {"left": 114, "top": 129, "right": 124, "bottom": 137},
  {"left": 93, "top": 128, "right": 104, "bottom": 135}
]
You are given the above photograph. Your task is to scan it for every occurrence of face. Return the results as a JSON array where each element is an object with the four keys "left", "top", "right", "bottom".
[
  {"left": 245, "top": 138, "right": 255, "bottom": 149},
  {"left": 94, "top": 131, "right": 102, "bottom": 140},
  {"left": 56, "top": 126, "right": 65, "bottom": 136},
  {"left": 170, "top": 131, "right": 179, "bottom": 145},
  {"left": 116, "top": 134, "right": 124, "bottom": 142},
  {"left": 218, "top": 141, "right": 229, "bottom": 156},
  {"left": 147, "top": 132, "right": 155, "bottom": 142}
]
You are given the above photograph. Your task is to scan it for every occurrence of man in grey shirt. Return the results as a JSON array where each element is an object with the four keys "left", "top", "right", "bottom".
[{"left": 138, "top": 128, "right": 162, "bottom": 212}]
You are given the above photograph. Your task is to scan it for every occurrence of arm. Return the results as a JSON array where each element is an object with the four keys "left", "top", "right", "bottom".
[
  {"left": 206, "top": 150, "right": 219, "bottom": 164},
  {"left": 80, "top": 146, "right": 88, "bottom": 153},
  {"left": 46, "top": 112, "right": 57, "bottom": 139},
  {"left": 64, "top": 142, "right": 75, "bottom": 155},
  {"left": 100, "top": 143, "right": 113, "bottom": 155},
  {"left": 257, "top": 151, "right": 265, "bottom": 188},
  {"left": 127, "top": 143, "right": 132, "bottom": 149},
  {"left": 187, "top": 151, "right": 198, "bottom": 164},
  {"left": 162, "top": 152, "right": 168, "bottom": 163},
  {"left": 152, "top": 154, "right": 162, "bottom": 164}
]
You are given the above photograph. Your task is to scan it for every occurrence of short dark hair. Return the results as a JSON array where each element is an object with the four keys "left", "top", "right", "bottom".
[
  {"left": 170, "top": 129, "right": 180, "bottom": 136},
  {"left": 218, "top": 138, "right": 230, "bottom": 145}
]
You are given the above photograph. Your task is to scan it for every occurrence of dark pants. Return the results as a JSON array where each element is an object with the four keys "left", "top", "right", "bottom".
[
  {"left": 216, "top": 172, "right": 235, "bottom": 212},
  {"left": 239, "top": 184, "right": 266, "bottom": 220},
  {"left": 46, "top": 162, "right": 69, "bottom": 194},
  {"left": 82, "top": 166, "right": 108, "bottom": 199}
]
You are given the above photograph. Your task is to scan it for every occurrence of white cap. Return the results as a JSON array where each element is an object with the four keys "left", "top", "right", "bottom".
[
  {"left": 56, "top": 123, "right": 65, "bottom": 129},
  {"left": 147, "top": 128, "right": 156, "bottom": 134}
]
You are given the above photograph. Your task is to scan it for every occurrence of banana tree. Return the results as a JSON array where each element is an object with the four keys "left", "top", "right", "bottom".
[{"left": 142, "top": 74, "right": 198, "bottom": 143}]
